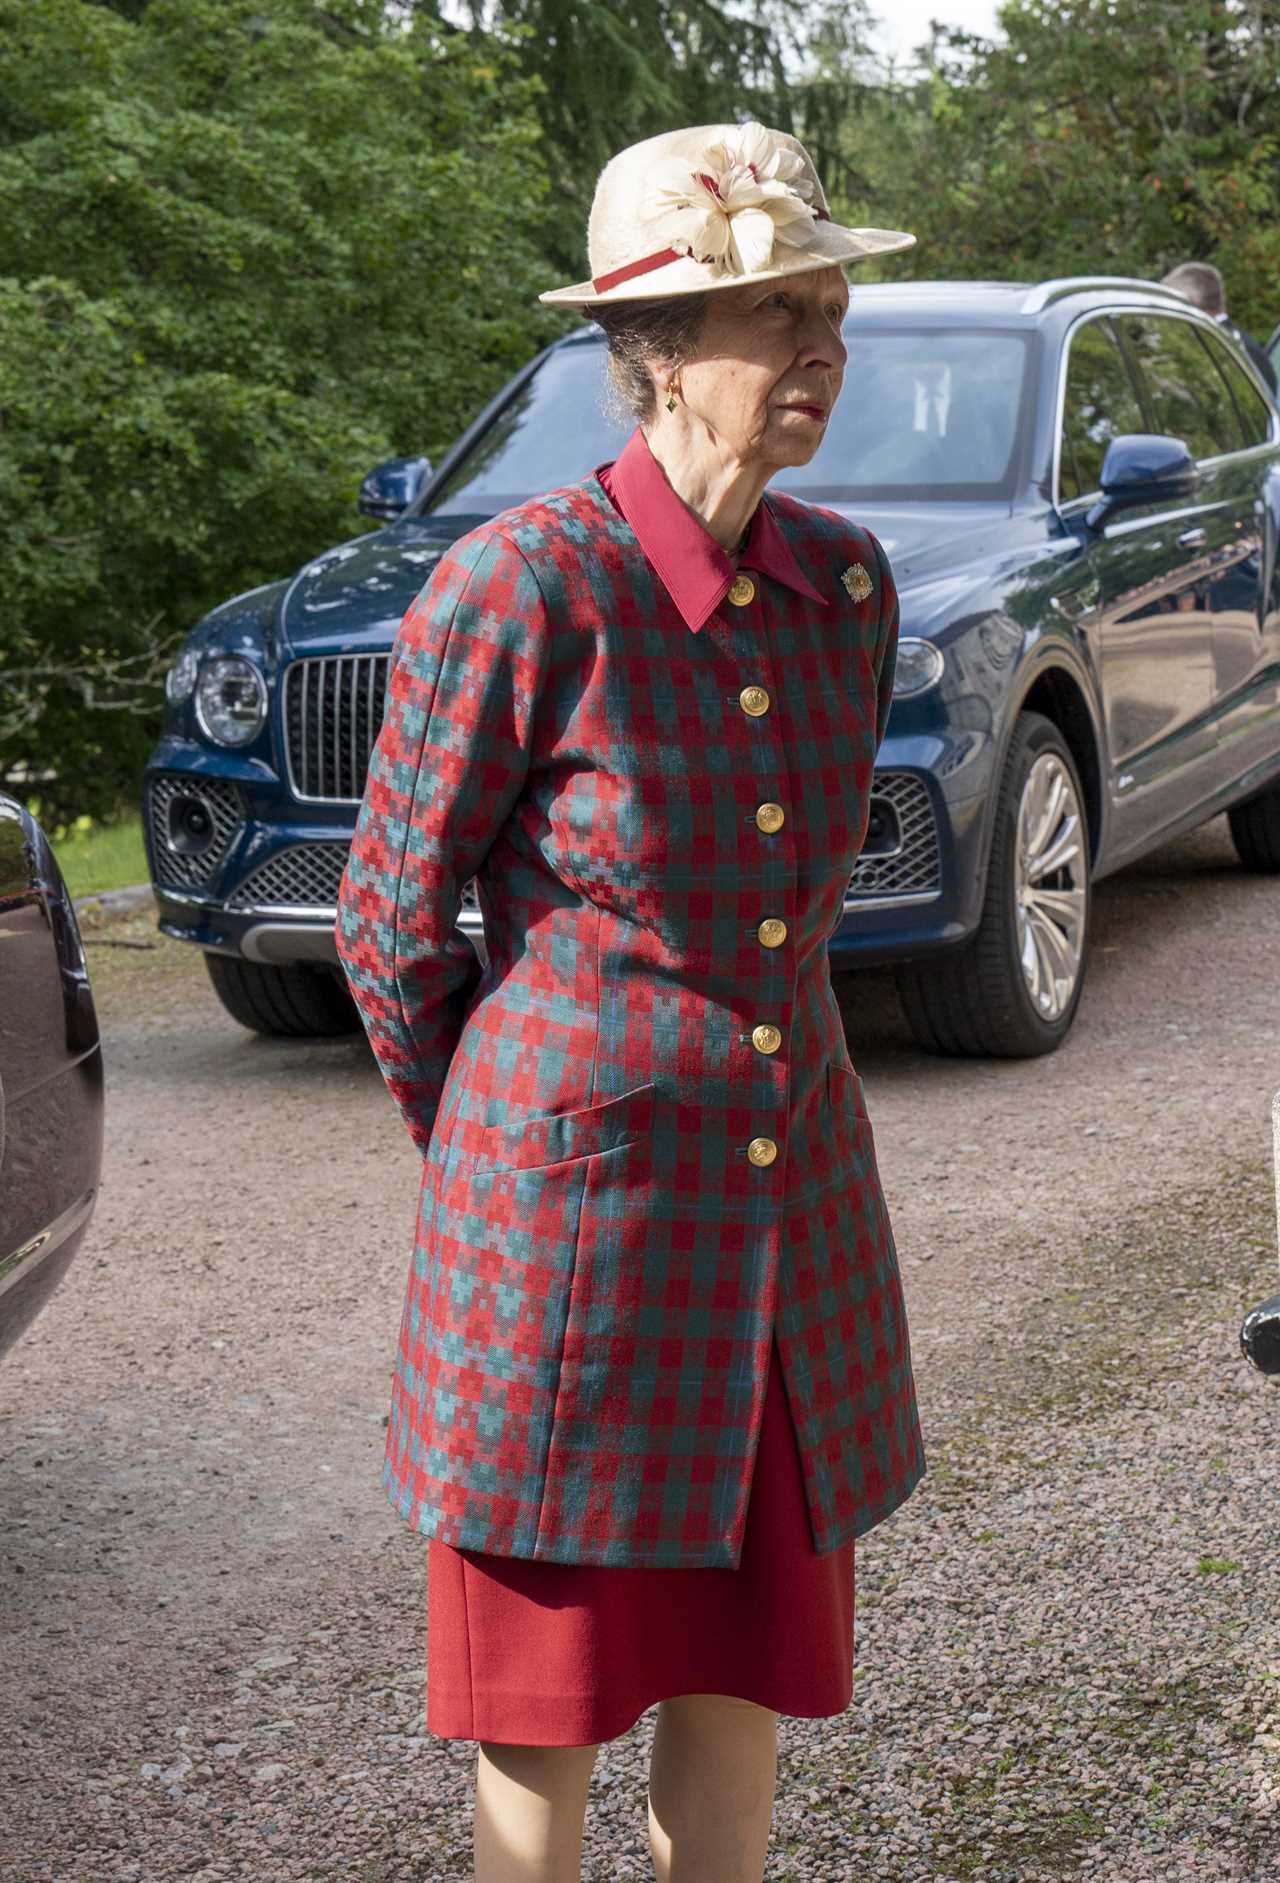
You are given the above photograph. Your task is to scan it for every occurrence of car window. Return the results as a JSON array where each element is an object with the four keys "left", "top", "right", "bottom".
[
  {"left": 423, "top": 339, "right": 632, "bottom": 519},
  {"left": 769, "top": 327, "right": 1032, "bottom": 501},
  {"left": 1113, "top": 313, "right": 1239, "bottom": 459},
  {"left": 1058, "top": 317, "right": 1145, "bottom": 502},
  {"left": 1197, "top": 322, "right": 1274, "bottom": 447},
  {"left": 419, "top": 325, "right": 1035, "bottom": 518}
]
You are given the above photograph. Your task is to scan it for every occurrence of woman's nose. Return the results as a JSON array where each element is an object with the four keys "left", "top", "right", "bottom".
[{"left": 798, "top": 314, "right": 846, "bottom": 371}]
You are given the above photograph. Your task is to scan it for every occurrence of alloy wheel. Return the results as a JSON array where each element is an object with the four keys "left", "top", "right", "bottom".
[{"left": 1014, "top": 752, "right": 1087, "bottom": 1022}]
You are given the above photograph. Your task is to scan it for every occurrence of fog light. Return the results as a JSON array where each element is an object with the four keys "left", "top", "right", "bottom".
[
  {"left": 861, "top": 800, "right": 902, "bottom": 857},
  {"left": 166, "top": 792, "right": 216, "bottom": 857}
]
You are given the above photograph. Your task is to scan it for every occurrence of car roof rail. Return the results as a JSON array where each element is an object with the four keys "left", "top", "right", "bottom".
[{"left": 1020, "top": 276, "right": 1192, "bottom": 314}]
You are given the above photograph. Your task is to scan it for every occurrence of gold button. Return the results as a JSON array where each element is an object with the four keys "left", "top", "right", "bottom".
[
  {"left": 728, "top": 573, "right": 756, "bottom": 607},
  {"left": 755, "top": 802, "right": 785, "bottom": 833},
  {"left": 747, "top": 1136, "right": 778, "bottom": 1167},
  {"left": 752, "top": 1023, "right": 782, "bottom": 1055},
  {"left": 739, "top": 685, "right": 770, "bottom": 717},
  {"left": 757, "top": 917, "right": 788, "bottom": 949}
]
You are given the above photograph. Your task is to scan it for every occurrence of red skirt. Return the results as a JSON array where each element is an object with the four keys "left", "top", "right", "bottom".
[{"left": 425, "top": 1332, "right": 856, "bottom": 1745}]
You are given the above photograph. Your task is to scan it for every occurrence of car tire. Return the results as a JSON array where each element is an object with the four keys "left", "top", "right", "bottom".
[
  {"left": 1227, "top": 783, "right": 1280, "bottom": 873},
  {"left": 204, "top": 953, "right": 362, "bottom": 1038},
  {"left": 894, "top": 712, "right": 1091, "bottom": 1059}
]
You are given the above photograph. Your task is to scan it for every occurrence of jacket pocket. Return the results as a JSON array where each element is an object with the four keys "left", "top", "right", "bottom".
[
  {"left": 827, "top": 1058, "right": 867, "bottom": 1117},
  {"left": 827, "top": 1058, "right": 881, "bottom": 1163},
  {"left": 467, "top": 1080, "right": 658, "bottom": 1175}
]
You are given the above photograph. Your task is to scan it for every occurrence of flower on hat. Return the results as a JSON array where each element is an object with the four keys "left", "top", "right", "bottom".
[{"left": 640, "top": 121, "right": 820, "bottom": 278}]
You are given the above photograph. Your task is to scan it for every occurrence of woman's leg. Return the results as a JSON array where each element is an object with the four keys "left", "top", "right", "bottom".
[
  {"left": 646, "top": 1693, "right": 778, "bottom": 1883},
  {"left": 474, "top": 1738, "right": 601, "bottom": 1883}
]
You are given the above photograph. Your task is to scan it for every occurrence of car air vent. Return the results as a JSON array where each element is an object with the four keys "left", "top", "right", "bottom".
[
  {"left": 227, "top": 843, "right": 352, "bottom": 910},
  {"left": 145, "top": 774, "right": 244, "bottom": 890},
  {"left": 228, "top": 844, "right": 484, "bottom": 916},
  {"left": 846, "top": 774, "right": 941, "bottom": 900},
  {"left": 284, "top": 654, "right": 390, "bottom": 802}
]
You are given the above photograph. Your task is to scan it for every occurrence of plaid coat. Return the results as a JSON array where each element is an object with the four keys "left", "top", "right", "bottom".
[{"left": 336, "top": 426, "right": 926, "bottom": 1569}]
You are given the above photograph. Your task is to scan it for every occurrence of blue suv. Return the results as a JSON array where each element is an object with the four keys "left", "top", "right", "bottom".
[{"left": 144, "top": 275, "right": 1280, "bottom": 1057}]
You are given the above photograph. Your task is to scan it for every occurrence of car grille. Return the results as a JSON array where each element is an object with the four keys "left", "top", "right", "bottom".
[
  {"left": 145, "top": 774, "right": 244, "bottom": 890},
  {"left": 846, "top": 773, "right": 940, "bottom": 900},
  {"left": 228, "top": 843, "right": 482, "bottom": 916},
  {"left": 219, "top": 776, "right": 935, "bottom": 915},
  {"left": 284, "top": 653, "right": 389, "bottom": 802},
  {"left": 227, "top": 843, "right": 352, "bottom": 910}
]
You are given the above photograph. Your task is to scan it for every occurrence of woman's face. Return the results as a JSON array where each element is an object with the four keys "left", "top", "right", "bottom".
[{"left": 669, "top": 265, "right": 850, "bottom": 471}]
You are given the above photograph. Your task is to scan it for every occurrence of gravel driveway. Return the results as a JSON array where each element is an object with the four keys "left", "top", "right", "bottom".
[{"left": 2, "top": 815, "right": 1278, "bottom": 1883}]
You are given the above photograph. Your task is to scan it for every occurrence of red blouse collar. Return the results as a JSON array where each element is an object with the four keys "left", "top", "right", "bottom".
[{"left": 595, "top": 426, "right": 829, "bottom": 634}]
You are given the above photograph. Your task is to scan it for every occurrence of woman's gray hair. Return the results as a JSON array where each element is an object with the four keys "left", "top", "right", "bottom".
[{"left": 585, "top": 294, "right": 710, "bottom": 425}]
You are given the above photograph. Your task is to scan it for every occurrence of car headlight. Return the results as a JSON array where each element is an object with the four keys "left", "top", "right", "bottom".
[
  {"left": 194, "top": 655, "right": 268, "bottom": 747},
  {"left": 892, "top": 638, "right": 944, "bottom": 698},
  {"left": 165, "top": 645, "right": 200, "bottom": 704}
]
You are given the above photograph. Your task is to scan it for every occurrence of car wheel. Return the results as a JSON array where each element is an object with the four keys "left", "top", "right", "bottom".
[
  {"left": 894, "top": 712, "right": 1091, "bottom": 1058},
  {"left": 1227, "top": 782, "right": 1280, "bottom": 872},
  {"left": 204, "top": 953, "right": 362, "bottom": 1037}
]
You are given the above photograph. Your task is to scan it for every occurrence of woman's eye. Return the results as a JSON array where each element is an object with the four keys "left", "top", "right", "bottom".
[{"left": 764, "top": 292, "right": 845, "bottom": 319}]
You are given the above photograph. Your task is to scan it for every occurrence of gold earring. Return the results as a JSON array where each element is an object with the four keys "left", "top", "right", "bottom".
[{"left": 665, "top": 384, "right": 679, "bottom": 412}]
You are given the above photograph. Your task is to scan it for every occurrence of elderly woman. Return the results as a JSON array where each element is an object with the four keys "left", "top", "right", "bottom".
[{"left": 336, "top": 121, "right": 926, "bottom": 1883}]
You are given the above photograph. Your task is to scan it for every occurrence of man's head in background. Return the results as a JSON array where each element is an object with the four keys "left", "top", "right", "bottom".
[{"left": 1161, "top": 261, "right": 1227, "bottom": 316}]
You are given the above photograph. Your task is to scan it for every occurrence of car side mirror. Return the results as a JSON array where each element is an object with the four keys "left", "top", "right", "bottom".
[
  {"left": 358, "top": 455, "right": 433, "bottom": 521},
  {"left": 1085, "top": 434, "right": 1199, "bottom": 531}
]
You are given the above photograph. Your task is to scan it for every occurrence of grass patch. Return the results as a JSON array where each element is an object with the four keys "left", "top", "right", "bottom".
[
  {"left": 40, "top": 809, "right": 149, "bottom": 899},
  {"left": 919, "top": 1152, "right": 1276, "bottom": 1449}
]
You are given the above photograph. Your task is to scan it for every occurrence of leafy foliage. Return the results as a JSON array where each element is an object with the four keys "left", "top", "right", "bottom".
[
  {"left": 461, "top": 0, "right": 815, "bottom": 269},
  {"left": 7, "top": 0, "right": 1280, "bottom": 825},
  {"left": 0, "top": 0, "right": 556, "bottom": 823},
  {"left": 820, "top": 0, "right": 1280, "bottom": 338}
]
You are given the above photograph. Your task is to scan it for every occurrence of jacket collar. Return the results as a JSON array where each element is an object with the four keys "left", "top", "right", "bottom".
[{"left": 595, "top": 426, "right": 829, "bottom": 633}]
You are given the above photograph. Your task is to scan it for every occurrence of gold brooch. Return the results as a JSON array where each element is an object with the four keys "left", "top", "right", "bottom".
[{"left": 842, "top": 563, "right": 873, "bottom": 604}]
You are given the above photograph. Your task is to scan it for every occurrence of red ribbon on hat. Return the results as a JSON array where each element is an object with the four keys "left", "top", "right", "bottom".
[{"left": 591, "top": 205, "right": 831, "bottom": 295}]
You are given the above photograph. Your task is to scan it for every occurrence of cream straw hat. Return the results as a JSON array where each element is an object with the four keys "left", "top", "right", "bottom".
[{"left": 539, "top": 120, "right": 915, "bottom": 309}]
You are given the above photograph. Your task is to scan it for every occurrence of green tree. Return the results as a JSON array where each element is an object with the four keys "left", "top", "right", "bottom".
[
  {"left": 458, "top": 0, "right": 813, "bottom": 268},
  {"left": 884, "top": 0, "right": 1280, "bottom": 333},
  {"left": 0, "top": 0, "right": 556, "bottom": 824}
]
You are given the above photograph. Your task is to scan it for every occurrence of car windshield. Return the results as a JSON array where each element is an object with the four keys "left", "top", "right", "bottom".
[{"left": 418, "top": 324, "right": 1034, "bottom": 519}]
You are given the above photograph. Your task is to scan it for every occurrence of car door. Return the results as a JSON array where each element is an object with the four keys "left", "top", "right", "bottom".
[
  {"left": 0, "top": 800, "right": 103, "bottom": 1360},
  {"left": 1121, "top": 306, "right": 1272, "bottom": 802},
  {"left": 1057, "top": 313, "right": 1217, "bottom": 861},
  {"left": 1184, "top": 321, "right": 1280, "bottom": 791}
]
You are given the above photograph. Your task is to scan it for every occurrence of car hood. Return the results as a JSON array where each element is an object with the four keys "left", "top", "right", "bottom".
[
  {"left": 832, "top": 499, "right": 1069, "bottom": 637},
  {"left": 817, "top": 500, "right": 1017, "bottom": 588},
  {"left": 275, "top": 500, "right": 1046, "bottom": 652},
  {"left": 277, "top": 519, "right": 461, "bottom": 651}
]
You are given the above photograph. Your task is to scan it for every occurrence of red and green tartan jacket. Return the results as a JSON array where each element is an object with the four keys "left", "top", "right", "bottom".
[{"left": 335, "top": 425, "right": 926, "bottom": 1568}]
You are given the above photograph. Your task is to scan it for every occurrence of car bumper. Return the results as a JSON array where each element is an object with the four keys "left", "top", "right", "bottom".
[
  {"left": 144, "top": 735, "right": 990, "bottom": 971},
  {"left": 153, "top": 885, "right": 346, "bottom": 962},
  {"left": 830, "top": 768, "right": 988, "bottom": 964},
  {"left": 144, "top": 740, "right": 365, "bottom": 964}
]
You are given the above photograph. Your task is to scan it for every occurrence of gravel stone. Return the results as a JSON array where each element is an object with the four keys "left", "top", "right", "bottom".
[{"left": 3, "top": 818, "right": 1279, "bottom": 1880}]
